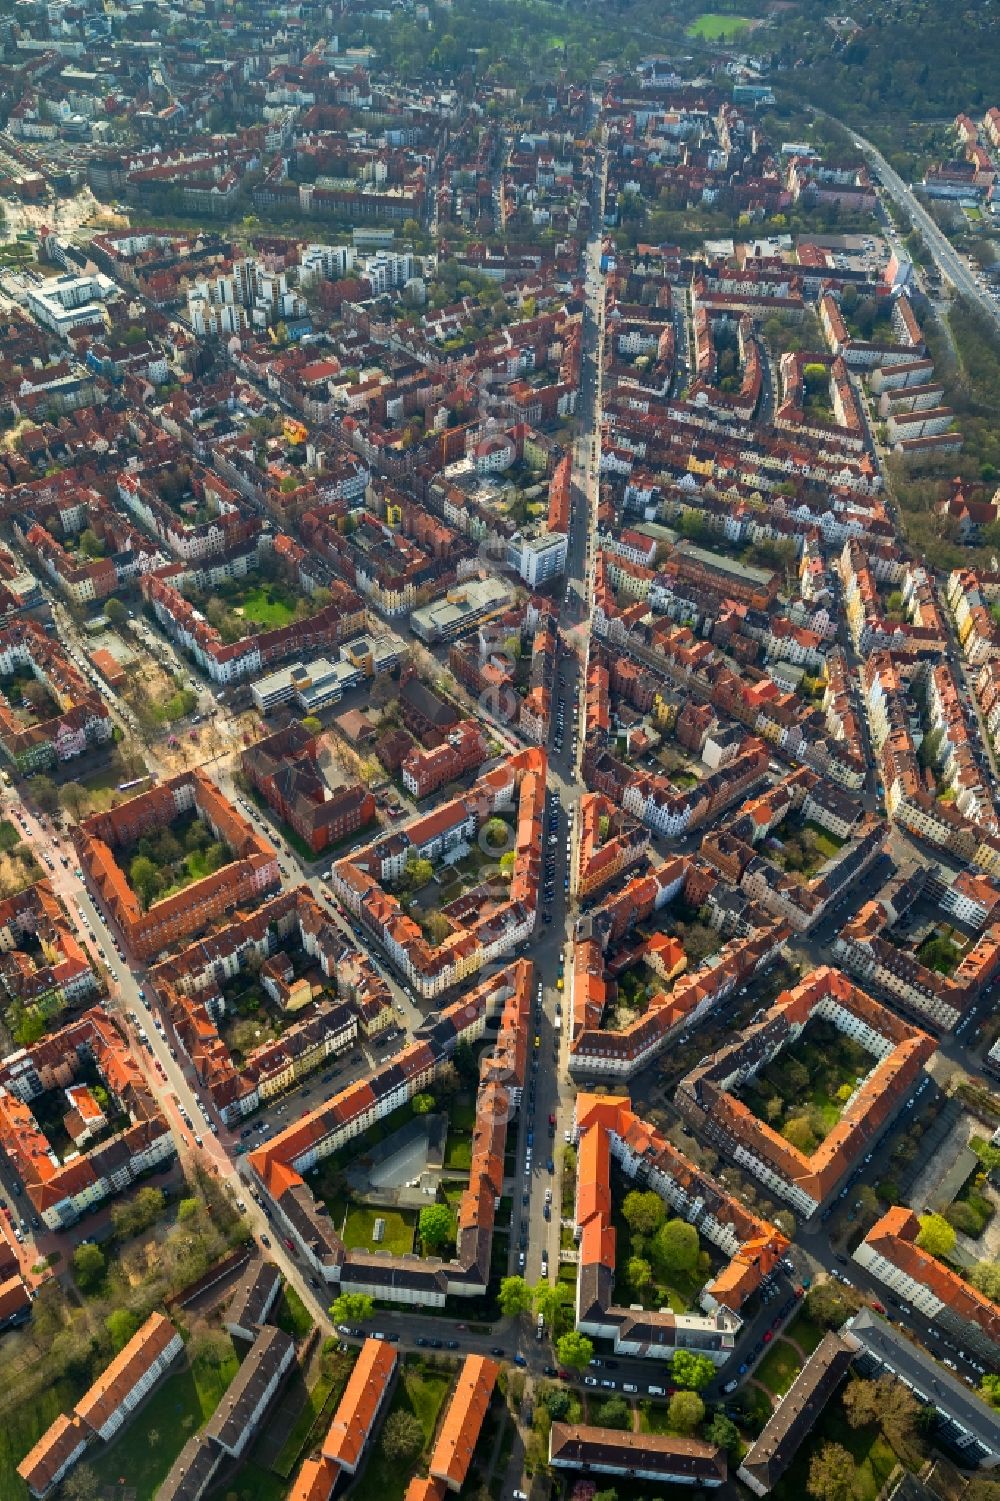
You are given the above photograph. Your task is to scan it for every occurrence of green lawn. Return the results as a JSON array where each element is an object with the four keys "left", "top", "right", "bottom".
[
  {"left": 240, "top": 584, "right": 298, "bottom": 628},
  {"left": 755, "top": 1338, "right": 803, "bottom": 1397},
  {"left": 638, "top": 1401, "right": 674, "bottom": 1435},
  {"left": 90, "top": 1341, "right": 240, "bottom": 1501},
  {"left": 786, "top": 1311, "right": 826, "bottom": 1356},
  {"left": 686, "top": 12, "right": 753, "bottom": 37},
  {"left": 444, "top": 1136, "right": 472, "bottom": 1171},
  {"left": 772, "top": 1406, "right": 898, "bottom": 1501},
  {"left": 0, "top": 821, "right": 20, "bottom": 854},
  {"left": 275, "top": 1284, "right": 314, "bottom": 1340},
  {"left": 351, "top": 1359, "right": 453, "bottom": 1501},
  {"left": 272, "top": 1346, "right": 356, "bottom": 1478},
  {"left": 802, "top": 821, "right": 846, "bottom": 857},
  {"left": 342, "top": 1205, "right": 415, "bottom": 1257},
  {"left": 0, "top": 1379, "right": 84, "bottom": 1501}
]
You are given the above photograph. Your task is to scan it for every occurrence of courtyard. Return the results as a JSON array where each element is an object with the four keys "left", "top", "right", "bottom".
[
  {"left": 122, "top": 807, "right": 233, "bottom": 912},
  {"left": 183, "top": 557, "right": 314, "bottom": 646},
  {"left": 737, "top": 1016, "right": 875, "bottom": 1156}
]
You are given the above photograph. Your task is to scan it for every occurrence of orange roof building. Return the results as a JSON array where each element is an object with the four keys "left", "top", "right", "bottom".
[
  {"left": 427, "top": 1354, "right": 499, "bottom": 1492},
  {"left": 677, "top": 967, "right": 936, "bottom": 1218},
  {"left": 288, "top": 1337, "right": 397, "bottom": 1501},
  {"left": 573, "top": 1092, "right": 788, "bottom": 1358},
  {"left": 854, "top": 1207, "right": 1000, "bottom": 1365},
  {"left": 17, "top": 1314, "right": 183, "bottom": 1498},
  {"left": 321, "top": 1337, "right": 397, "bottom": 1473}
]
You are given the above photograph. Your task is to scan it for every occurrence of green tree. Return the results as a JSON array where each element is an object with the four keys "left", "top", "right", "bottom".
[
  {"left": 418, "top": 1202, "right": 453, "bottom": 1253},
  {"left": 301, "top": 716, "right": 322, "bottom": 735},
  {"left": 597, "top": 1395, "right": 631, "bottom": 1429},
  {"left": 78, "top": 527, "right": 104, "bottom": 559},
  {"left": 178, "top": 1198, "right": 200, "bottom": 1221},
  {"left": 671, "top": 1350, "right": 715, "bottom": 1391},
  {"left": 622, "top": 1189, "right": 666, "bottom": 1236},
  {"left": 805, "top": 1281, "right": 853, "bottom": 1329},
  {"left": 483, "top": 817, "right": 508, "bottom": 848},
  {"left": 981, "top": 1373, "right": 1000, "bottom": 1408},
  {"left": 104, "top": 597, "right": 127, "bottom": 625},
  {"left": 412, "top": 1092, "right": 436, "bottom": 1115},
  {"left": 31, "top": 776, "right": 60, "bottom": 815},
  {"left": 667, "top": 1390, "right": 705, "bottom": 1433},
  {"left": 627, "top": 1256, "right": 652, "bottom": 1291},
  {"left": 968, "top": 1261, "right": 1000, "bottom": 1300},
  {"left": 59, "top": 781, "right": 88, "bottom": 821},
  {"left": 130, "top": 853, "right": 160, "bottom": 908},
  {"left": 842, "top": 1377, "right": 881, "bottom": 1428},
  {"left": 534, "top": 1280, "right": 573, "bottom": 1334},
  {"left": 705, "top": 1412, "right": 740, "bottom": 1453},
  {"left": 405, "top": 857, "right": 433, "bottom": 890},
  {"left": 498, "top": 1276, "right": 533, "bottom": 1317},
  {"left": 651, "top": 1218, "right": 699, "bottom": 1275},
  {"left": 330, "top": 1292, "right": 374, "bottom": 1325},
  {"left": 72, "top": 1241, "right": 106, "bottom": 1291},
  {"left": 106, "top": 1308, "right": 141, "bottom": 1351},
  {"left": 916, "top": 1212, "right": 956, "bottom": 1258},
  {"left": 555, "top": 1330, "right": 594, "bottom": 1371},
  {"left": 807, "top": 1442, "right": 857, "bottom": 1501},
  {"left": 380, "top": 1410, "right": 423, "bottom": 1462}
]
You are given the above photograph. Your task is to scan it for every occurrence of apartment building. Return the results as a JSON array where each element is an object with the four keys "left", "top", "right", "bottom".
[
  {"left": 401, "top": 718, "right": 489, "bottom": 799},
  {"left": 73, "top": 769, "right": 280, "bottom": 961},
  {"left": 842, "top": 1310, "right": 1000, "bottom": 1469},
  {"left": 854, "top": 1208, "right": 1000, "bottom": 1366},
  {"left": 289, "top": 1336, "right": 397, "bottom": 1501},
  {"left": 152, "top": 886, "right": 388, "bottom": 1123},
  {"left": 0, "top": 878, "right": 97, "bottom": 1014},
  {"left": 225, "top": 1258, "right": 283, "bottom": 1342},
  {"left": 248, "top": 961, "right": 530, "bottom": 1304},
  {"left": 18, "top": 1314, "right": 183, "bottom": 1497},
  {"left": 738, "top": 1334, "right": 854, "bottom": 1494},
  {"left": 574, "top": 1091, "right": 788, "bottom": 1342},
  {"left": 242, "top": 722, "right": 375, "bottom": 854},
  {"left": 676, "top": 967, "right": 936, "bottom": 1217},
  {"left": 0, "top": 618, "right": 112, "bottom": 773},
  {"left": 157, "top": 1326, "right": 296, "bottom": 1501},
  {"left": 0, "top": 1007, "right": 175, "bottom": 1229},
  {"left": 548, "top": 1425, "right": 727, "bottom": 1486},
  {"left": 428, "top": 1354, "right": 499, "bottom": 1491},
  {"left": 332, "top": 748, "right": 544, "bottom": 1000}
]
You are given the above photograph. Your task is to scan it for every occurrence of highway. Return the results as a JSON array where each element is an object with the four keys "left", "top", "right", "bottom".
[{"left": 823, "top": 113, "right": 1000, "bottom": 335}]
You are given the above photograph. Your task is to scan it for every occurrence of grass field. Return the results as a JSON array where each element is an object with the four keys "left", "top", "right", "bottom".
[
  {"left": 0, "top": 1379, "right": 83, "bottom": 1501},
  {"left": 90, "top": 1342, "right": 240, "bottom": 1501},
  {"left": 275, "top": 1284, "right": 314, "bottom": 1340},
  {"left": 686, "top": 12, "right": 753, "bottom": 38},
  {"left": 772, "top": 1407, "right": 898, "bottom": 1501},
  {"left": 755, "top": 1338, "right": 803, "bottom": 1397},
  {"left": 239, "top": 584, "right": 298, "bottom": 629},
  {"left": 786, "top": 1311, "right": 826, "bottom": 1356},
  {"left": 342, "top": 1204, "right": 415, "bottom": 1256},
  {"left": 351, "top": 1359, "right": 452, "bottom": 1501},
  {"left": 0, "top": 822, "right": 19, "bottom": 854}
]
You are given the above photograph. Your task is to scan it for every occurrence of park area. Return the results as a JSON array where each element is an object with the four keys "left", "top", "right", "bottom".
[
  {"left": 737, "top": 1017, "right": 875, "bottom": 1157},
  {"left": 89, "top": 1332, "right": 240, "bottom": 1501},
  {"left": 768, "top": 818, "right": 845, "bottom": 881},
  {"left": 184, "top": 559, "right": 319, "bottom": 646},
  {"left": 685, "top": 12, "right": 753, "bottom": 38},
  {"left": 0, "top": 820, "right": 43, "bottom": 902}
]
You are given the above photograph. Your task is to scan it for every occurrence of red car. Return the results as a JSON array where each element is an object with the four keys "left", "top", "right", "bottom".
[
  {"left": 763, "top": 1331, "right": 773, "bottom": 1343},
  {"left": 548, "top": 1113, "right": 557, "bottom": 1126}
]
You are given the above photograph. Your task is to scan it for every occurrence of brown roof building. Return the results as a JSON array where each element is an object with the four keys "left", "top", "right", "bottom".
[
  {"left": 548, "top": 1424, "right": 727, "bottom": 1486},
  {"left": 738, "top": 1333, "right": 855, "bottom": 1494}
]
